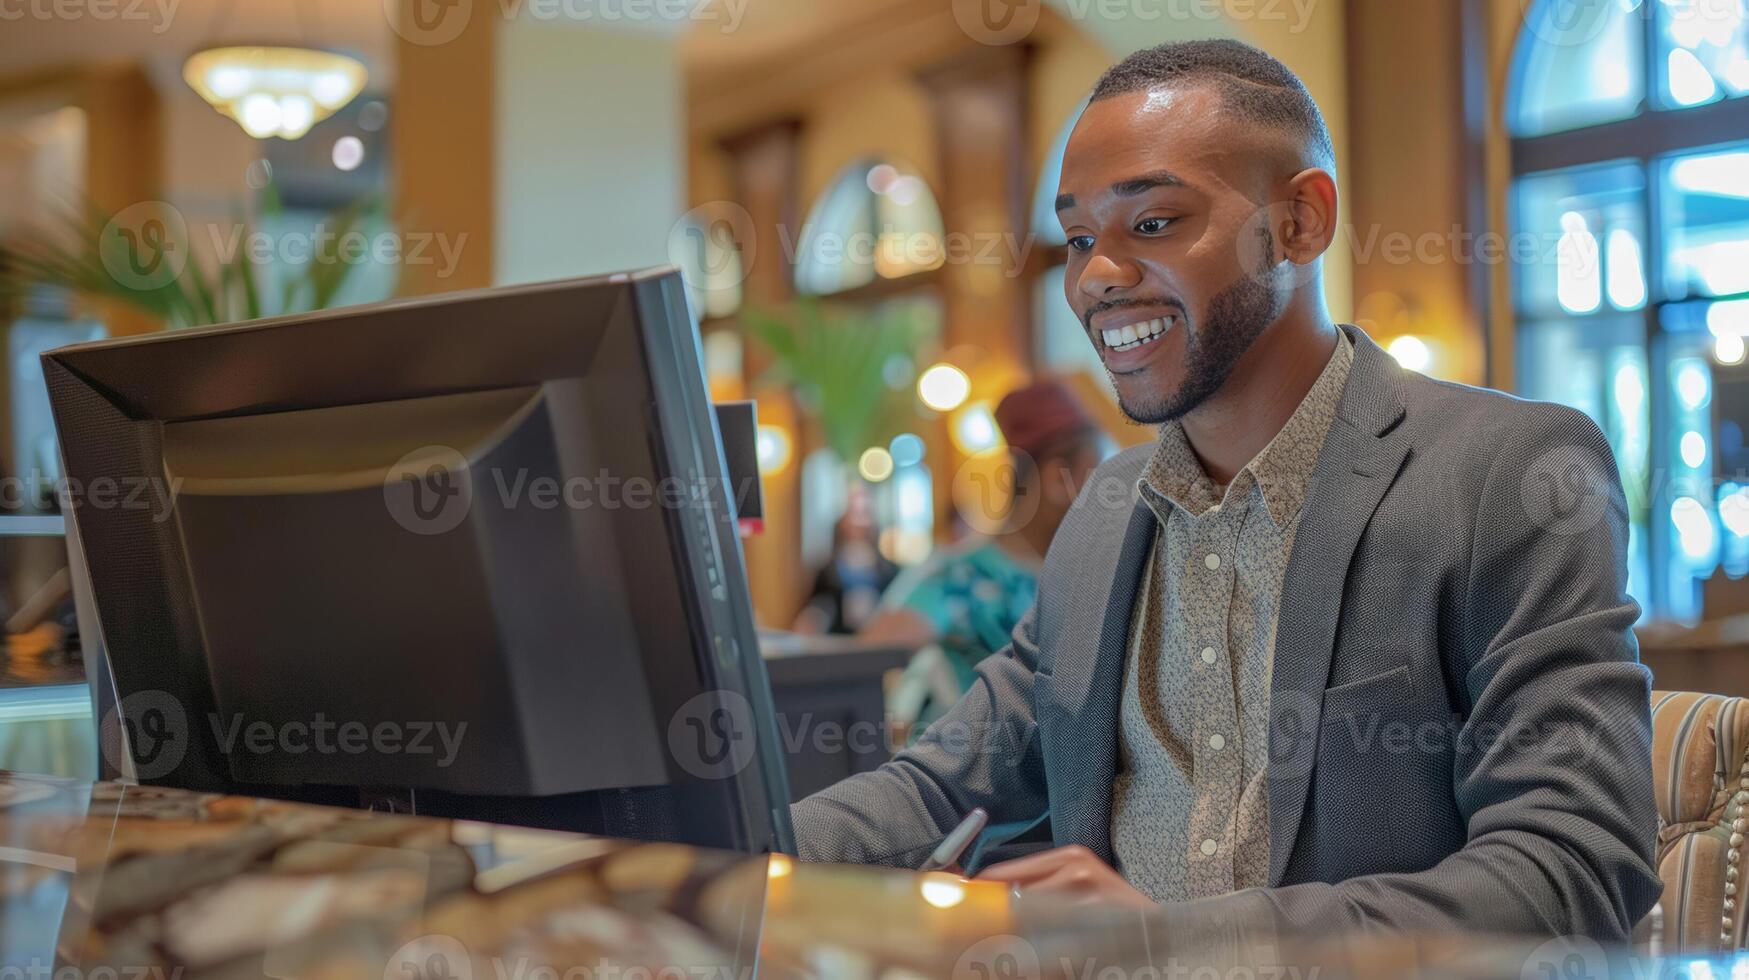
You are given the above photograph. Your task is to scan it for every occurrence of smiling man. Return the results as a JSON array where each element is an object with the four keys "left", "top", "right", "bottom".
[{"left": 790, "top": 40, "right": 1660, "bottom": 941}]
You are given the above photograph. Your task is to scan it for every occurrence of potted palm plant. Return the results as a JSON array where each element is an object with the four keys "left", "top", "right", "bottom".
[{"left": 0, "top": 184, "right": 387, "bottom": 330}]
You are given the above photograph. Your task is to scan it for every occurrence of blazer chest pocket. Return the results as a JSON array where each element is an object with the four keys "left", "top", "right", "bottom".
[
  {"left": 1319, "top": 664, "right": 1413, "bottom": 734},
  {"left": 1306, "top": 663, "right": 1444, "bottom": 878}
]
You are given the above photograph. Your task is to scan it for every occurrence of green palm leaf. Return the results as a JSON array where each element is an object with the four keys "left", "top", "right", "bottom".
[
  {"left": 738, "top": 299, "right": 929, "bottom": 465},
  {"left": 1, "top": 188, "right": 387, "bottom": 329}
]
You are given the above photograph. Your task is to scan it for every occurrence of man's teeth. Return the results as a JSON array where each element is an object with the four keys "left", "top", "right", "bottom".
[{"left": 1101, "top": 316, "right": 1175, "bottom": 352}]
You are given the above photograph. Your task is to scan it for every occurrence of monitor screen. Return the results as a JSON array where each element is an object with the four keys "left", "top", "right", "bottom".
[{"left": 45, "top": 270, "right": 794, "bottom": 853}]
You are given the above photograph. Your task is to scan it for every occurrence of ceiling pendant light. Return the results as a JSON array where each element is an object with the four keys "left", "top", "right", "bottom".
[{"left": 184, "top": 45, "right": 367, "bottom": 140}]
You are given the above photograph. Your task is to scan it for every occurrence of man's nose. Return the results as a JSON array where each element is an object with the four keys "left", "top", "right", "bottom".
[{"left": 1075, "top": 253, "right": 1141, "bottom": 299}]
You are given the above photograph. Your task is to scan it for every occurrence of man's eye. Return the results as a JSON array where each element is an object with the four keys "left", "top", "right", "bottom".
[
  {"left": 1067, "top": 235, "right": 1095, "bottom": 253},
  {"left": 1135, "top": 217, "right": 1174, "bottom": 235}
]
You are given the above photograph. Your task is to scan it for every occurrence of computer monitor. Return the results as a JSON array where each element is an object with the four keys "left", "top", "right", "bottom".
[{"left": 43, "top": 269, "right": 795, "bottom": 854}]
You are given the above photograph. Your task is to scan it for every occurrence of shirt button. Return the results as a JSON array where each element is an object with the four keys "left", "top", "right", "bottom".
[
  {"left": 1200, "top": 838, "right": 1218, "bottom": 856},
  {"left": 1200, "top": 647, "right": 1217, "bottom": 665},
  {"left": 1204, "top": 553, "right": 1221, "bottom": 570},
  {"left": 1208, "top": 733, "right": 1226, "bottom": 750}
]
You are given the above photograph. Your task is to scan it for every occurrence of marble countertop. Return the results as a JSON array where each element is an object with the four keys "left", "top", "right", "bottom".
[{"left": 0, "top": 770, "right": 1704, "bottom": 980}]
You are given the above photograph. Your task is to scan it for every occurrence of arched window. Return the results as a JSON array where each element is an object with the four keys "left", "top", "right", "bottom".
[
  {"left": 794, "top": 159, "right": 945, "bottom": 296},
  {"left": 1509, "top": 0, "right": 1749, "bottom": 621}
]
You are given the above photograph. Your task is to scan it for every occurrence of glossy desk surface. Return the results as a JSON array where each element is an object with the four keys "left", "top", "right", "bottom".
[{"left": 0, "top": 771, "right": 1709, "bottom": 979}]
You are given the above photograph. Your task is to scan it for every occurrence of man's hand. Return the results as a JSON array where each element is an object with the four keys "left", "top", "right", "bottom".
[{"left": 976, "top": 845, "right": 1156, "bottom": 909}]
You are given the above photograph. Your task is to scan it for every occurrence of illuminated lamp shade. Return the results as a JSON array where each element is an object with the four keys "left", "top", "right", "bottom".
[{"left": 185, "top": 46, "right": 367, "bottom": 140}]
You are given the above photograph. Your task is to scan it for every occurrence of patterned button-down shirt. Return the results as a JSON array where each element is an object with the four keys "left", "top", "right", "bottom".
[{"left": 1110, "top": 331, "right": 1355, "bottom": 904}]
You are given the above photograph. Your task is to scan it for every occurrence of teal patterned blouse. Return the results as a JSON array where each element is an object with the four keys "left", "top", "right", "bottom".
[{"left": 884, "top": 537, "right": 1041, "bottom": 694}]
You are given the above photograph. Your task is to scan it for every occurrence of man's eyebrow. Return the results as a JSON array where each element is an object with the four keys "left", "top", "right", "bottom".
[
  {"left": 1055, "top": 171, "right": 1192, "bottom": 212},
  {"left": 1111, "top": 170, "right": 1188, "bottom": 196}
]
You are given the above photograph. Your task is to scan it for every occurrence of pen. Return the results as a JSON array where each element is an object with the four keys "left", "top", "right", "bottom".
[{"left": 919, "top": 807, "right": 988, "bottom": 872}]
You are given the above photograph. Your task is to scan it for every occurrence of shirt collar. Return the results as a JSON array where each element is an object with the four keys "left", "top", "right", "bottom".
[{"left": 1137, "top": 331, "right": 1355, "bottom": 530}]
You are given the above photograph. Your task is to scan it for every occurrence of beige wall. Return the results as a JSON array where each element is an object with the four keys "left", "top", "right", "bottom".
[
  {"left": 1343, "top": 0, "right": 1484, "bottom": 384},
  {"left": 797, "top": 68, "right": 940, "bottom": 215},
  {"left": 495, "top": 23, "right": 684, "bottom": 284}
]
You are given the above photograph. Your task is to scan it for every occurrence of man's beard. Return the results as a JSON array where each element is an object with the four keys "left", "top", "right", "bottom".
[{"left": 1114, "top": 258, "right": 1287, "bottom": 425}]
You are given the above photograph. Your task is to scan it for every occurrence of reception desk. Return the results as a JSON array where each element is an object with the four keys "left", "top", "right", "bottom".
[{"left": 0, "top": 770, "right": 1716, "bottom": 979}]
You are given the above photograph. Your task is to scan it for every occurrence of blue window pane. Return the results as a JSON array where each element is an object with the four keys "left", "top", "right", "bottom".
[
  {"left": 1513, "top": 162, "right": 1648, "bottom": 318},
  {"left": 1661, "top": 141, "right": 1749, "bottom": 299},
  {"left": 1516, "top": 316, "right": 1654, "bottom": 615},
  {"left": 1511, "top": 0, "right": 1647, "bottom": 136},
  {"left": 1656, "top": 0, "right": 1749, "bottom": 108}
]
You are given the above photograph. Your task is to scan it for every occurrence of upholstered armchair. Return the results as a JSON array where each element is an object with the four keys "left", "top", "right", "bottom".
[{"left": 1651, "top": 691, "right": 1749, "bottom": 951}]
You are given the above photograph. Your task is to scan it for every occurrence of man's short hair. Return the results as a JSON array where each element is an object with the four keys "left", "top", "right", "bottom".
[{"left": 1090, "top": 39, "right": 1336, "bottom": 170}]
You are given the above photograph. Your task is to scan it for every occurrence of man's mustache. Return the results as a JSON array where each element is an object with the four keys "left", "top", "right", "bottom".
[{"left": 1081, "top": 296, "right": 1186, "bottom": 333}]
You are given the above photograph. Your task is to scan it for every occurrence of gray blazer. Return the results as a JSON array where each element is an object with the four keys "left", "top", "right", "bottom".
[{"left": 792, "top": 325, "right": 1661, "bottom": 942}]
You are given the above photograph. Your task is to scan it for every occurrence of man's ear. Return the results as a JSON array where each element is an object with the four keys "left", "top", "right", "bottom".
[{"left": 1281, "top": 167, "right": 1339, "bottom": 265}]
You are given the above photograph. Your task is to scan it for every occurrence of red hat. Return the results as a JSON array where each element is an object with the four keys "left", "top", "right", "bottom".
[{"left": 994, "top": 379, "right": 1098, "bottom": 460}]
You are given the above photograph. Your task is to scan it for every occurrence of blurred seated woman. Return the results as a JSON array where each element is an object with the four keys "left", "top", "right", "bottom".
[
  {"left": 863, "top": 380, "right": 1106, "bottom": 734},
  {"left": 792, "top": 488, "right": 898, "bottom": 635}
]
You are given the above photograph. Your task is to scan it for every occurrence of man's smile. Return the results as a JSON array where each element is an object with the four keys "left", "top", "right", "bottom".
[
  {"left": 1098, "top": 313, "right": 1176, "bottom": 351},
  {"left": 1088, "top": 304, "right": 1183, "bottom": 373}
]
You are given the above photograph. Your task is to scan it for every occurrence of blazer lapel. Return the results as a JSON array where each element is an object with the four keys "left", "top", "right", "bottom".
[
  {"left": 1046, "top": 496, "right": 1157, "bottom": 862},
  {"left": 1267, "top": 326, "right": 1411, "bottom": 886}
]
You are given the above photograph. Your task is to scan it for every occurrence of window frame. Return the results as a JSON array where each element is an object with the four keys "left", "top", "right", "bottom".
[{"left": 1509, "top": 0, "right": 1749, "bottom": 619}]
